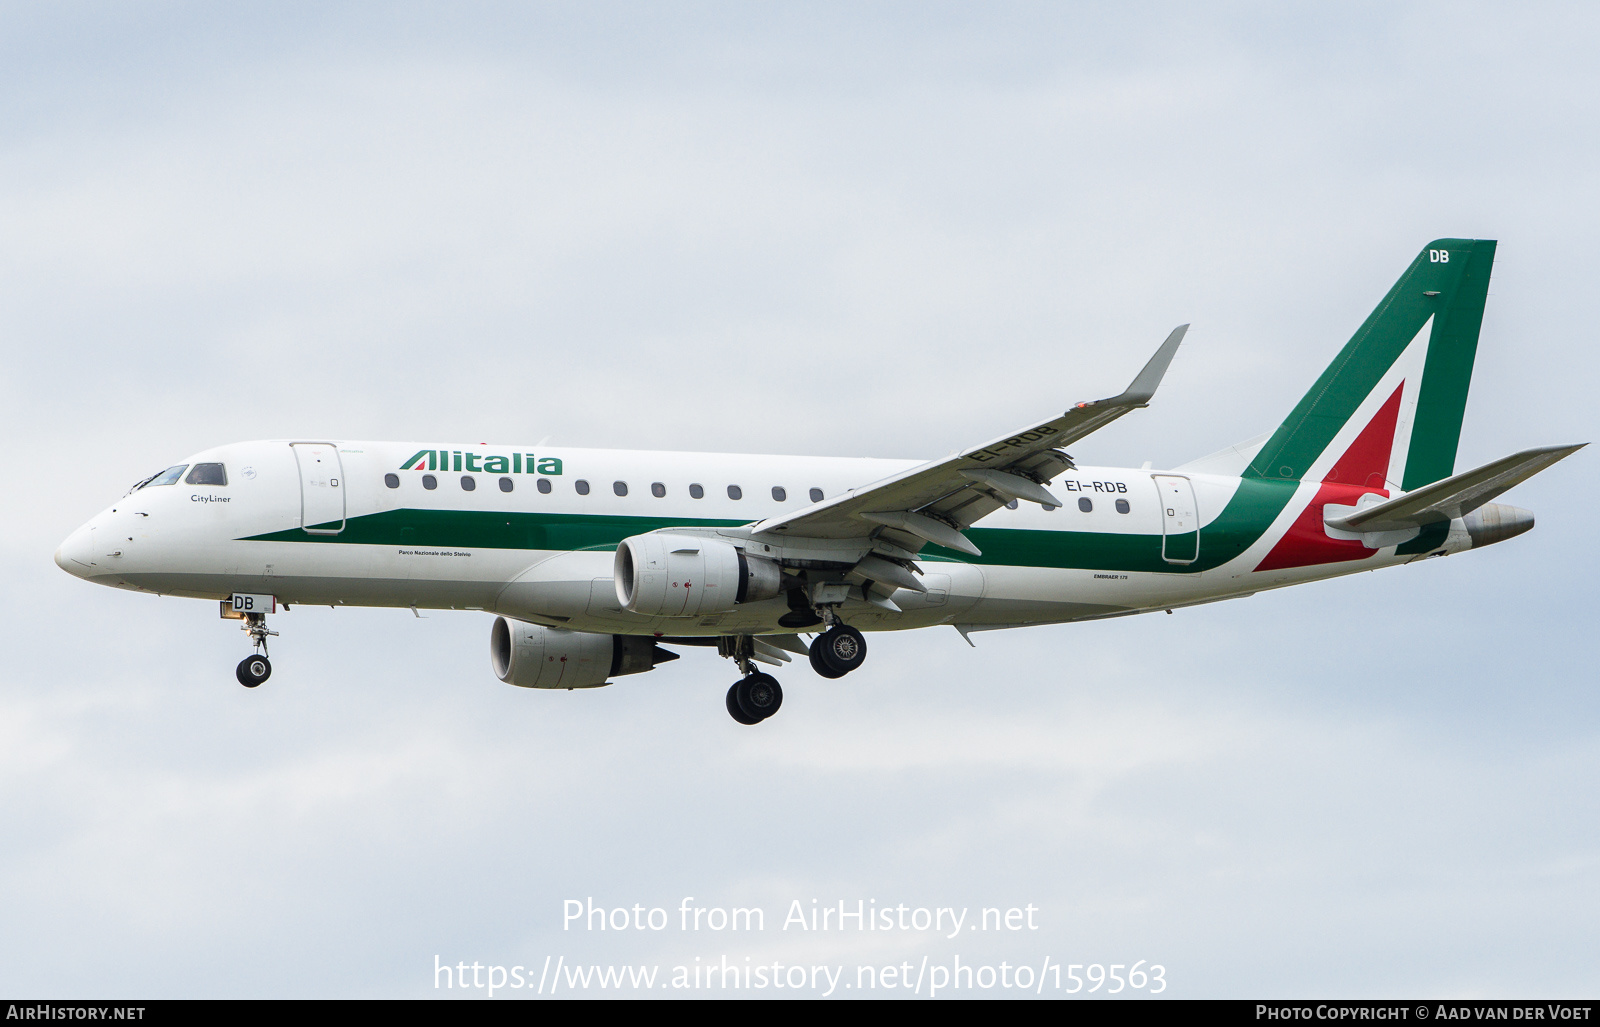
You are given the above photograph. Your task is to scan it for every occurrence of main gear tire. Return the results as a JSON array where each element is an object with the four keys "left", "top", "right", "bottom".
[
  {"left": 726, "top": 683, "right": 761, "bottom": 724},
  {"left": 809, "top": 642, "right": 847, "bottom": 678},
  {"left": 734, "top": 672, "right": 783, "bottom": 722},
  {"left": 811, "top": 625, "right": 867, "bottom": 677}
]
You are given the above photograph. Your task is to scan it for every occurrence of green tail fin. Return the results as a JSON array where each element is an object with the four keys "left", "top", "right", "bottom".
[{"left": 1245, "top": 239, "right": 1496, "bottom": 490}]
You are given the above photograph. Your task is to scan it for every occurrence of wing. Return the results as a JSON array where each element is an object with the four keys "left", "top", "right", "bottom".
[{"left": 752, "top": 325, "right": 1189, "bottom": 554}]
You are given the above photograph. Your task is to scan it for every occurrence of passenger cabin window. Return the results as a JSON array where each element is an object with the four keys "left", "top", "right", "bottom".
[
  {"left": 575, "top": 480, "right": 590, "bottom": 495},
  {"left": 422, "top": 474, "right": 438, "bottom": 490},
  {"left": 772, "top": 486, "right": 786, "bottom": 502},
  {"left": 1115, "top": 498, "right": 1130, "bottom": 514},
  {"left": 185, "top": 463, "right": 227, "bottom": 486},
  {"left": 651, "top": 482, "right": 666, "bottom": 498},
  {"left": 613, "top": 481, "right": 628, "bottom": 497},
  {"left": 1078, "top": 497, "right": 1093, "bottom": 513},
  {"left": 689, "top": 484, "right": 704, "bottom": 499},
  {"left": 727, "top": 485, "right": 743, "bottom": 500},
  {"left": 145, "top": 465, "right": 187, "bottom": 488},
  {"left": 384, "top": 473, "right": 400, "bottom": 489},
  {"left": 1005, "top": 499, "right": 1018, "bottom": 510},
  {"left": 536, "top": 479, "right": 552, "bottom": 494},
  {"left": 1042, "top": 503, "right": 1057, "bottom": 511},
  {"left": 809, "top": 488, "right": 824, "bottom": 503},
  {"left": 461, "top": 475, "right": 476, "bottom": 491},
  {"left": 499, "top": 477, "right": 514, "bottom": 493}
]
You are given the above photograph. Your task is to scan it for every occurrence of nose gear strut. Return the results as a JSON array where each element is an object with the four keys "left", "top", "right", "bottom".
[{"left": 235, "top": 612, "right": 278, "bottom": 687}]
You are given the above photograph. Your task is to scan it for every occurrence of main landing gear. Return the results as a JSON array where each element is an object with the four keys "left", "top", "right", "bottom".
[
  {"left": 727, "top": 673, "right": 783, "bottom": 725},
  {"left": 235, "top": 611, "right": 277, "bottom": 688},
  {"left": 809, "top": 624, "right": 867, "bottom": 679},
  {"left": 718, "top": 636, "right": 784, "bottom": 725},
  {"left": 718, "top": 612, "right": 869, "bottom": 725}
]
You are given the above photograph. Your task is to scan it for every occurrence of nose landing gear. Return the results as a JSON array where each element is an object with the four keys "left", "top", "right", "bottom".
[{"left": 235, "top": 612, "right": 278, "bottom": 688}]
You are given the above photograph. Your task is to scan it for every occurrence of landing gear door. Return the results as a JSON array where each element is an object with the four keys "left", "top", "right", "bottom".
[
  {"left": 1152, "top": 474, "right": 1199, "bottom": 564},
  {"left": 291, "top": 443, "right": 345, "bottom": 535}
]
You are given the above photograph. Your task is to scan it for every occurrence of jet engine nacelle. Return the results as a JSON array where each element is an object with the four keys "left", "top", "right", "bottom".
[
  {"left": 490, "top": 617, "right": 678, "bottom": 689},
  {"left": 613, "top": 532, "right": 784, "bottom": 617}
]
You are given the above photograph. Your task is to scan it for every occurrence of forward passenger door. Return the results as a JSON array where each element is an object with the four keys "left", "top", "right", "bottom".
[{"left": 292, "top": 443, "right": 346, "bottom": 535}]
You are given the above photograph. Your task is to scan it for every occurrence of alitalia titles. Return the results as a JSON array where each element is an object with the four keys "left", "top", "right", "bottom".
[{"left": 400, "top": 450, "right": 563, "bottom": 475}]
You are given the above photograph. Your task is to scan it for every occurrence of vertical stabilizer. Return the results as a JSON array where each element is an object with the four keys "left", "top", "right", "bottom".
[{"left": 1246, "top": 239, "right": 1496, "bottom": 490}]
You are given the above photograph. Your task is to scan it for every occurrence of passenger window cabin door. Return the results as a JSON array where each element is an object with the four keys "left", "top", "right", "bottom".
[
  {"left": 1152, "top": 474, "right": 1199, "bottom": 564},
  {"left": 291, "top": 443, "right": 346, "bottom": 535}
]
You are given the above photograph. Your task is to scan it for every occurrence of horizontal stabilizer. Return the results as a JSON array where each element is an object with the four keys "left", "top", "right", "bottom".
[{"left": 1325, "top": 444, "right": 1585, "bottom": 533}]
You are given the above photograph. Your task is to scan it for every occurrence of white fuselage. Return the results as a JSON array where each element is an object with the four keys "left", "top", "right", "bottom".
[{"left": 54, "top": 439, "right": 1478, "bottom": 638}]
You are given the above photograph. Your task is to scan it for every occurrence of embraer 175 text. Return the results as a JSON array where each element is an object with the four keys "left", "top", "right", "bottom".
[{"left": 56, "top": 240, "right": 1582, "bottom": 724}]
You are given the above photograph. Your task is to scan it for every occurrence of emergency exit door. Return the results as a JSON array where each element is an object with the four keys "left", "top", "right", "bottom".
[
  {"left": 1152, "top": 474, "right": 1199, "bottom": 564},
  {"left": 292, "top": 443, "right": 345, "bottom": 534}
]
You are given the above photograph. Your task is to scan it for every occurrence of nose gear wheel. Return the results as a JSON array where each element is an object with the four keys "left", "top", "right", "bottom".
[{"left": 236, "top": 655, "right": 272, "bottom": 687}]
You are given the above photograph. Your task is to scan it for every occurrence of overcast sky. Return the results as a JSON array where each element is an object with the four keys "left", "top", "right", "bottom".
[{"left": 2, "top": 1, "right": 1598, "bottom": 999}]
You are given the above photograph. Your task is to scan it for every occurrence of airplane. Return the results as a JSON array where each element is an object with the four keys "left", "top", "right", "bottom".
[{"left": 54, "top": 239, "right": 1583, "bottom": 724}]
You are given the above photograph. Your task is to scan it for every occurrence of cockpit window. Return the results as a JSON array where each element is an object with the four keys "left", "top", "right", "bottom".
[
  {"left": 142, "top": 465, "right": 188, "bottom": 488},
  {"left": 185, "top": 463, "right": 227, "bottom": 486}
]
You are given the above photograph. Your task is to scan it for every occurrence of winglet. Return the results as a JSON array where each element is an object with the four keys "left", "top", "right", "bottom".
[{"left": 1113, "top": 324, "right": 1189, "bottom": 407}]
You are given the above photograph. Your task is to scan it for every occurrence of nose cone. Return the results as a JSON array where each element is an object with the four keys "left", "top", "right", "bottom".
[
  {"left": 55, "top": 524, "right": 98, "bottom": 579},
  {"left": 1463, "top": 503, "right": 1535, "bottom": 548}
]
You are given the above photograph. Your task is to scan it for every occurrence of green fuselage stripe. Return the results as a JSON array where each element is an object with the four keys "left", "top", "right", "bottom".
[{"left": 240, "top": 479, "right": 1295, "bottom": 574}]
